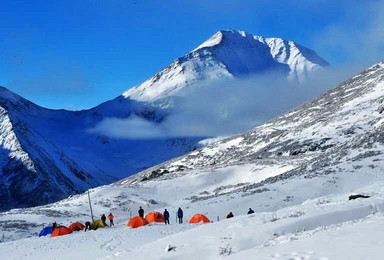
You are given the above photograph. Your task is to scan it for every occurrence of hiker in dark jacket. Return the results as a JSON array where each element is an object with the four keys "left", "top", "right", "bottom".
[
  {"left": 247, "top": 208, "right": 255, "bottom": 214},
  {"left": 138, "top": 207, "right": 144, "bottom": 218},
  {"left": 84, "top": 221, "right": 91, "bottom": 231},
  {"left": 101, "top": 214, "right": 107, "bottom": 225},
  {"left": 177, "top": 207, "right": 183, "bottom": 224},
  {"left": 226, "top": 212, "right": 234, "bottom": 219},
  {"left": 164, "top": 209, "right": 170, "bottom": 224},
  {"left": 52, "top": 221, "right": 57, "bottom": 230}
]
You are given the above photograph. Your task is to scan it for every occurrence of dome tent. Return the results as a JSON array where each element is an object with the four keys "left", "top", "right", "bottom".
[
  {"left": 145, "top": 212, "right": 165, "bottom": 223},
  {"left": 39, "top": 226, "right": 53, "bottom": 237},
  {"left": 51, "top": 226, "right": 72, "bottom": 237},
  {"left": 91, "top": 219, "right": 106, "bottom": 230},
  {"left": 68, "top": 222, "right": 85, "bottom": 232},
  {"left": 189, "top": 214, "right": 210, "bottom": 224},
  {"left": 127, "top": 216, "right": 149, "bottom": 228}
]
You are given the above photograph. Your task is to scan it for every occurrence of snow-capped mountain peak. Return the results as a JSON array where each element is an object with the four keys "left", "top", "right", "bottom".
[
  {"left": 123, "top": 29, "right": 329, "bottom": 102},
  {"left": 194, "top": 29, "right": 263, "bottom": 51},
  {"left": 192, "top": 30, "right": 226, "bottom": 51}
]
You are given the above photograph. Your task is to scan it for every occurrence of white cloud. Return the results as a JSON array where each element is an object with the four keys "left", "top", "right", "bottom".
[
  {"left": 88, "top": 115, "right": 166, "bottom": 139},
  {"left": 89, "top": 70, "right": 341, "bottom": 139}
]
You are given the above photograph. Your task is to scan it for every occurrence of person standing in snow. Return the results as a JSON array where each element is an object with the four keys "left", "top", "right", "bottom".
[
  {"left": 138, "top": 206, "right": 144, "bottom": 218},
  {"left": 52, "top": 221, "right": 57, "bottom": 230},
  {"left": 247, "top": 208, "right": 255, "bottom": 214},
  {"left": 101, "top": 214, "right": 107, "bottom": 225},
  {"left": 164, "top": 209, "right": 170, "bottom": 224},
  {"left": 177, "top": 207, "right": 183, "bottom": 224},
  {"left": 108, "top": 212, "right": 114, "bottom": 226},
  {"left": 226, "top": 212, "right": 234, "bottom": 219}
]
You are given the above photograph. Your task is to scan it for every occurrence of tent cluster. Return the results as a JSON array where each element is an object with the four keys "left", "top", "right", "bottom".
[
  {"left": 39, "top": 211, "right": 213, "bottom": 236},
  {"left": 39, "top": 221, "right": 106, "bottom": 238},
  {"left": 126, "top": 212, "right": 211, "bottom": 229}
]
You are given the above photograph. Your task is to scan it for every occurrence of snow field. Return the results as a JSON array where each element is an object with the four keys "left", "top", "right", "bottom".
[{"left": 1, "top": 165, "right": 384, "bottom": 259}]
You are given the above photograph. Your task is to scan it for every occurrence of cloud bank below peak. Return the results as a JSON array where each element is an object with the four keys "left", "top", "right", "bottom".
[{"left": 89, "top": 69, "right": 346, "bottom": 140}]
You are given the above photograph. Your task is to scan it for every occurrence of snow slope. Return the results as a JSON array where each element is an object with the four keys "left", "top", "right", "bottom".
[
  {"left": 1, "top": 182, "right": 384, "bottom": 260},
  {"left": 123, "top": 29, "right": 329, "bottom": 102},
  {"left": 0, "top": 62, "right": 383, "bottom": 259}
]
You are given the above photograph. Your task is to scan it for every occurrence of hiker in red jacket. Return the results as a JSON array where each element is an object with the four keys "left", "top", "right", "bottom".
[{"left": 108, "top": 212, "right": 114, "bottom": 226}]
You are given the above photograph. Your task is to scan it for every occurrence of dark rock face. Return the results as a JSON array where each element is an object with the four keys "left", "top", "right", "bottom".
[{"left": 349, "top": 194, "right": 370, "bottom": 200}]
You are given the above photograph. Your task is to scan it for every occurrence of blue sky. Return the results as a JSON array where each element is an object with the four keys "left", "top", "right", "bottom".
[{"left": 0, "top": 0, "right": 383, "bottom": 110}]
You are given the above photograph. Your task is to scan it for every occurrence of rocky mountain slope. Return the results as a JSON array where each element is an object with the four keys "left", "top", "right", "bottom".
[
  {"left": 124, "top": 61, "right": 384, "bottom": 189},
  {"left": 0, "top": 30, "right": 329, "bottom": 211}
]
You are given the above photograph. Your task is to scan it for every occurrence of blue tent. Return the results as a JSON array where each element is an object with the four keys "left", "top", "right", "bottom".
[{"left": 39, "top": 226, "right": 53, "bottom": 237}]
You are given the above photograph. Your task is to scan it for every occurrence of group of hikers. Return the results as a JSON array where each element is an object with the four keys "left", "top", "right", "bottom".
[{"left": 84, "top": 212, "right": 114, "bottom": 231}]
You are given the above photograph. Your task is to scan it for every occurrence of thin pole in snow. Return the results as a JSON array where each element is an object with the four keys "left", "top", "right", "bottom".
[
  {"left": 87, "top": 189, "right": 94, "bottom": 223},
  {"left": 85, "top": 173, "right": 94, "bottom": 222}
]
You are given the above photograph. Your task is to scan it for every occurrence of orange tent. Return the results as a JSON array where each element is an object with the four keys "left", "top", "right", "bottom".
[
  {"left": 51, "top": 226, "right": 73, "bottom": 237},
  {"left": 68, "top": 222, "right": 85, "bottom": 232},
  {"left": 145, "top": 212, "right": 165, "bottom": 223},
  {"left": 127, "top": 216, "right": 149, "bottom": 228},
  {"left": 189, "top": 214, "right": 210, "bottom": 224}
]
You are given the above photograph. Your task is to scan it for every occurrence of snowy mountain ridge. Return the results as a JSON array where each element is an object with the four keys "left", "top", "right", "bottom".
[{"left": 123, "top": 30, "right": 329, "bottom": 102}]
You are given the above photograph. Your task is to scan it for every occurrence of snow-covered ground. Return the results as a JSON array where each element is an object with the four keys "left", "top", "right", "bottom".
[
  {"left": 1, "top": 61, "right": 383, "bottom": 259},
  {"left": 1, "top": 172, "right": 384, "bottom": 260}
]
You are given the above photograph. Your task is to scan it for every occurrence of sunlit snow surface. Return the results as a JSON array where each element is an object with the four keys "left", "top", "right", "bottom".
[
  {"left": 1, "top": 62, "right": 384, "bottom": 259},
  {"left": 123, "top": 30, "right": 329, "bottom": 102},
  {"left": 1, "top": 177, "right": 384, "bottom": 259}
]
